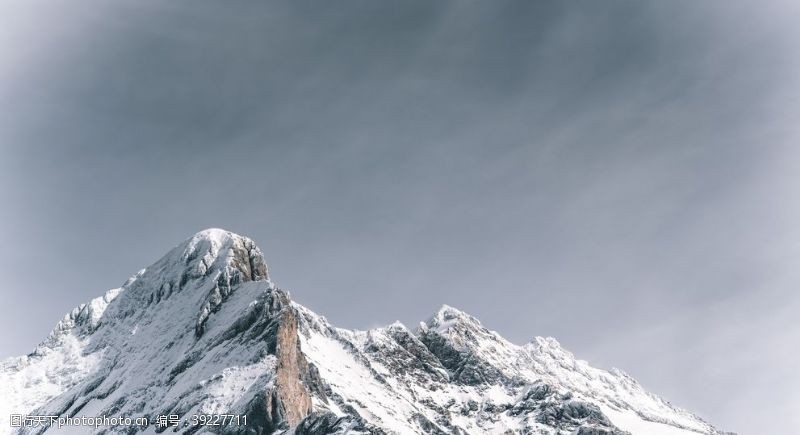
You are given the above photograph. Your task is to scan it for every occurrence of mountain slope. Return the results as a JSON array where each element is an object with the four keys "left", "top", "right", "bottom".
[{"left": 0, "top": 229, "right": 726, "bottom": 435}]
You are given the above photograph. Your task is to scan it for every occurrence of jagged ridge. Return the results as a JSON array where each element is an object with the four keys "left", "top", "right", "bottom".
[{"left": 0, "top": 230, "right": 726, "bottom": 435}]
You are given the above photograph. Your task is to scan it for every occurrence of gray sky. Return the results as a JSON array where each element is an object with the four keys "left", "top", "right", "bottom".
[{"left": 1, "top": 1, "right": 798, "bottom": 433}]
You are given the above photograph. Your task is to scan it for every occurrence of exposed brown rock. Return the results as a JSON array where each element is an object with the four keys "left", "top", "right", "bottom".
[
  {"left": 272, "top": 306, "right": 313, "bottom": 426},
  {"left": 242, "top": 289, "right": 322, "bottom": 433}
]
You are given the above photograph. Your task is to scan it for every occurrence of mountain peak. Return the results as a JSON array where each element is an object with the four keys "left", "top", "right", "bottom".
[
  {"left": 420, "top": 304, "right": 480, "bottom": 334},
  {"left": 174, "top": 228, "right": 269, "bottom": 283},
  {"left": 183, "top": 228, "right": 257, "bottom": 248},
  {"left": 188, "top": 227, "right": 239, "bottom": 242},
  {"left": 96, "top": 229, "right": 272, "bottom": 340}
]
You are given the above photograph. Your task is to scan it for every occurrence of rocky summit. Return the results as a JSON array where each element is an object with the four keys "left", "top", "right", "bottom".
[{"left": 0, "top": 229, "right": 726, "bottom": 435}]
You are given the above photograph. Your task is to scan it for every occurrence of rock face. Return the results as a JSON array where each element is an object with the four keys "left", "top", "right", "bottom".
[
  {"left": 222, "top": 288, "right": 319, "bottom": 434},
  {"left": 271, "top": 301, "right": 313, "bottom": 427},
  {"left": 0, "top": 230, "right": 727, "bottom": 435}
]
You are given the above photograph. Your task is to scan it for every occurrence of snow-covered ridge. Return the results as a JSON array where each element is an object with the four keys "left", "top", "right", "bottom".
[
  {"left": 0, "top": 229, "right": 728, "bottom": 435},
  {"left": 0, "top": 288, "right": 121, "bottom": 431}
]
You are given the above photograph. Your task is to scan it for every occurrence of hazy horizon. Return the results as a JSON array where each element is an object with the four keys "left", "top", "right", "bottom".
[{"left": 2, "top": 1, "right": 799, "bottom": 433}]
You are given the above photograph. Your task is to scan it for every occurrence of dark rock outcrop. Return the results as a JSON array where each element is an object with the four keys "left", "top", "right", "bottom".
[{"left": 241, "top": 289, "right": 321, "bottom": 433}]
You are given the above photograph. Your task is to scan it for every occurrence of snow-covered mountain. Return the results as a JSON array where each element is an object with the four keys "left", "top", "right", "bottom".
[{"left": 0, "top": 229, "right": 727, "bottom": 435}]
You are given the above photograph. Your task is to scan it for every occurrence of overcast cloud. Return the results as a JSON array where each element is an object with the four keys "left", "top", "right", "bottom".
[{"left": 1, "top": 1, "right": 799, "bottom": 433}]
